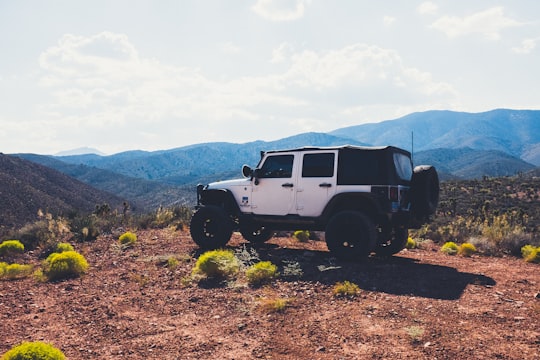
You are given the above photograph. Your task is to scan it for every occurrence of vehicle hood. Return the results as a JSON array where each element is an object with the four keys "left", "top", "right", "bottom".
[{"left": 207, "top": 178, "right": 251, "bottom": 189}]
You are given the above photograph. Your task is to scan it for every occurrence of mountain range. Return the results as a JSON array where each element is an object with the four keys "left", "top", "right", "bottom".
[{"left": 7, "top": 109, "right": 540, "bottom": 221}]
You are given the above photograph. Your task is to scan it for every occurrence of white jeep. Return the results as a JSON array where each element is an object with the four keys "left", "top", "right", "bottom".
[{"left": 190, "top": 145, "right": 439, "bottom": 259}]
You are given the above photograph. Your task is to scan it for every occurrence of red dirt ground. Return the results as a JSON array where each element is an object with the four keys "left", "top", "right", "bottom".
[{"left": 1, "top": 228, "right": 539, "bottom": 359}]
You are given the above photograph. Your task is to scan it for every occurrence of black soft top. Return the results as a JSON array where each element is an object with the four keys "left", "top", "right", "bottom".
[{"left": 262, "top": 145, "right": 411, "bottom": 157}]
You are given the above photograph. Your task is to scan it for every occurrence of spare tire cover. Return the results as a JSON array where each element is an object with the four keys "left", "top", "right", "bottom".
[{"left": 410, "top": 165, "right": 439, "bottom": 219}]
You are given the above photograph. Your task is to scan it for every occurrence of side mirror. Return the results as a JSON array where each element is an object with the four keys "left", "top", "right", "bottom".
[{"left": 242, "top": 165, "right": 253, "bottom": 178}]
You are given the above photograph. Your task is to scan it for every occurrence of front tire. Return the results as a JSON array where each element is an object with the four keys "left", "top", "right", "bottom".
[
  {"left": 190, "top": 206, "right": 233, "bottom": 249},
  {"left": 325, "top": 211, "right": 376, "bottom": 260}
]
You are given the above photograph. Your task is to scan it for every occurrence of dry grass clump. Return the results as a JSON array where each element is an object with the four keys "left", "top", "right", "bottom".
[
  {"left": 246, "top": 261, "right": 279, "bottom": 286},
  {"left": 333, "top": 280, "right": 360, "bottom": 298},
  {"left": 1, "top": 341, "right": 65, "bottom": 360},
  {"left": 44, "top": 251, "right": 89, "bottom": 281},
  {"left": 440, "top": 241, "right": 459, "bottom": 255},
  {"left": 458, "top": 242, "right": 477, "bottom": 257},
  {"left": 0, "top": 262, "right": 34, "bottom": 280},
  {"left": 521, "top": 245, "right": 540, "bottom": 263},
  {"left": 258, "top": 297, "right": 291, "bottom": 313},
  {"left": 192, "top": 249, "right": 239, "bottom": 279},
  {"left": 118, "top": 231, "right": 137, "bottom": 248},
  {"left": 293, "top": 230, "right": 310, "bottom": 242}
]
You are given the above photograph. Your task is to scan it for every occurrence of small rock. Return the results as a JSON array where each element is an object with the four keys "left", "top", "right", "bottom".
[{"left": 316, "top": 346, "right": 326, "bottom": 352}]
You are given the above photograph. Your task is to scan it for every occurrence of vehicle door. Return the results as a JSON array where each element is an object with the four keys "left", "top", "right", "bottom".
[
  {"left": 250, "top": 153, "right": 298, "bottom": 216},
  {"left": 296, "top": 151, "right": 337, "bottom": 217}
]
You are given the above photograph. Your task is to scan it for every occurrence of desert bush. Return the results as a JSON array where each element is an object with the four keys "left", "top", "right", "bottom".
[
  {"left": 458, "top": 242, "right": 477, "bottom": 257},
  {"left": 0, "top": 262, "right": 34, "bottom": 280},
  {"left": 118, "top": 231, "right": 137, "bottom": 248},
  {"left": 333, "top": 280, "right": 360, "bottom": 297},
  {"left": 69, "top": 214, "right": 101, "bottom": 242},
  {"left": 1, "top": 341, "right": 65, "bottom": 360},
  {"left": 293, "top": 230, "right": 310, "bottom": 242},
  {"left": 135, "top": 206, "right": 192, "bottom": 230},
  {"left": 521, "top": 245, "right": 540, "bottom": 263},
  {"left": 0, "top": 240, "right": 24, "bottom": 256},
  {"left": 192, "top": 249, "right": 239, "bottom": 279},
  {"left": 44, "top": 251, "right": 88, "bottom": 281},
  {"left": 246, "top": 261, "right": 279, "bottom": 286},
  {"left": 55, "top": 243, "right": 74, "bottom": 253},
  {"left": 440, "top": 241, "right": 459, "bottom": 255},
  {"left": 405, "top": 237, "right": 417, "bottom": 249},
  {"left": 15, "top": 212, "right": 70, "bottom": 251}
]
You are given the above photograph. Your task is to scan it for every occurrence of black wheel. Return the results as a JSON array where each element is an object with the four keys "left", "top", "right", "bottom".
[
  {"left": 325, "top": 211, "right": 376, "bottom": 260},
  {"left": 190, "top": 206, "right": 233, "bottom": 249},
  {"left": 410, "top": 165, "right": 439, "bottom": 222},
  {"left": 240, "top": 222, "right": 274, "bottom": 243},
  {"left": 375, "top": 226, "right": 408, "bottom": 256}
]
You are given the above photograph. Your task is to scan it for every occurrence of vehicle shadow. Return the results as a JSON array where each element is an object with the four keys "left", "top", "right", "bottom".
[{"left": 245, "top": 243, "right": 496, "bottom": 301}]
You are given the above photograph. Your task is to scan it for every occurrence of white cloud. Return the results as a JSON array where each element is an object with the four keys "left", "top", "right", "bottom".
[
  {"left": 383, "top": 16, "right": 396, "bottom": 27},
  {"left": 512, "top": 38, "right": 539, "bottom": 54},
  {"left": 418, "top": 2, "right": 438, "bottom": 15},
  {"left": 251, "top": 0, "right": 311, "bottom": 21},
  {"left": 430, "top": 7, "right": 523, "bottom": 40},
  {"left": 271, "top": 42, "right": 295, "bottom": 63}
]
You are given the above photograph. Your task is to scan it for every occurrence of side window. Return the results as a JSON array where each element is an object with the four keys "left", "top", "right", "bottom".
[
  {"left": 302, "top": 153, "right": 335, "bottom": 177},
  {"left": 393, "top": 153, "right": 413, "bottom": 181},
  {"left": 259, "top": 155, "right": 294, "bottom": 178}
]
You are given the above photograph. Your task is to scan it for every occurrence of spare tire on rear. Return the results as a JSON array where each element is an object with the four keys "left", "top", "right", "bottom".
[{"left": 409, "top": 165, "right": 439, "bottom": 225}]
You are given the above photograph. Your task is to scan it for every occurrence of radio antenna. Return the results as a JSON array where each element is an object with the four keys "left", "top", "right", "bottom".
[{"left": 411, "top": 131, "right": 414, "bottom": 165}]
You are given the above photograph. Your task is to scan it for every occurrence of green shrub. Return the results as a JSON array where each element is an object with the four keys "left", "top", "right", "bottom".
[
  {"left": 458, "top": 242, "right": 477, "bottom": 257},
  {"left": 246, "top": 261, "right": 279, "bottom": 286},
  {"left": 405, "top": 237, "right": 417, "bottom": 249},
  {"left": 0, "top": 240, "right": 24, "bottom": 256},
  {"left": 44, "top": 251, "right": 88, "bottom": 281},
  {"left": 293, "top": 230, "right": 310, "bottom": 242},
  {"left": 333, "top": 280, "right": 360, "bottom": 297},
  {"left": 521, "top": 245, "right": 540, "bottom": 263},
  {"left": 55, "top": 243, "right": 74, "bottom": 253},
  {"left": 440, "top": 241, "right": 459, "bottom": 255},
  {"left": 118, "top": 231, "right": 137, "bottom": 248},
  {"left": 0, "top": 263, "right": 34, "bottom": 280},
  {"left": 1, "top": 341, "right": 65, "bottom": 360},
  {"left": 192, "top": 249, "right": 239, "bottom": 278}
]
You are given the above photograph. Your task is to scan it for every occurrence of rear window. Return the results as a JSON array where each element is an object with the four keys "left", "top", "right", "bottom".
[{"left": 394, "top": 153, "right": 412, "bottom": 181}]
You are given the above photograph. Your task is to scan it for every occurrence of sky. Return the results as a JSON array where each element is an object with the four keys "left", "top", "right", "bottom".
[{"left": 1, "top": 0, "right": 539, "bottom": 155}]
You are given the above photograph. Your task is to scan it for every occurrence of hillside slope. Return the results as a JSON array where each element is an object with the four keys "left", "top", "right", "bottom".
[{"left": 0, "top": 154, "right": 125, "bottom": 231}]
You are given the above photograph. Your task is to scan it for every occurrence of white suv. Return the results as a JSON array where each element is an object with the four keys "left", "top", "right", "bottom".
[{"left": 190, "top": 145, "right": 438, "bottom": 259}]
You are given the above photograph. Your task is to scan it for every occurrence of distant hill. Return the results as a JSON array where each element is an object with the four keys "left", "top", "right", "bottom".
[
  {"left": 0, "top": 154, "right": 125, "bottom": 231},
  {"left": 54, "top": 147, "right": 106, "bottom": 156},
  {"left": 330, "top": 109, "right": 540, "bottom": 165},
  {"left": 12, "top": 109, "right": 540, "bottom": 212}
]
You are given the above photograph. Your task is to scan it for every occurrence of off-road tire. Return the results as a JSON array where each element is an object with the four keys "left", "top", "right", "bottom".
[
  {"left": 239, "top": 221, "right": 274, "bottom": 244},
  {"left": 190, "top": 206, "right": 233, "bottom": 249},
  {"left": 374, "top": 226, "right": 408, "bottom": 257},
  {"left": 325, "top": 211, "right": 376, "bottom": 260},
  {"left": 410, "top": 165, "right": 439, "bottom": 222}
]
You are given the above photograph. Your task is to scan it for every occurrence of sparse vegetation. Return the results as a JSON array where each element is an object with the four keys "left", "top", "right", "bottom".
[
  {"left": 521, "top": 245, "right": 540, "bottom": 263},
  {"left": 192, "top": 249, "right": 239, "bottom": 279},
  {"left": 245, "top": 261, "right": 279, "bottom": 286},
  {"left": 44, "top": 251, "right": 89, "bottom": 281},
  {"left": 118, "top": 231, "right": 137, "bottom": 248},
  {"left": 293, "top": 230, "right": 310, "bottom": 242},
  {"left": 458, "top": 242, "right": 477, "bottom": 257},
  {"left": 0, "top": 240, "right": 24, "bottom": 257},
  {"left": 405, "top": 237, "right": 417, "bottom": 249},
  {"left": 0, "top": 262, "right": 34, "bottom": 280},
  {"left": 404, "top": 325, "right": 425, "bottom": 344},
  {"left": 333, "top": 280, "right": 360, "bottom": 298},
  {"left": 55, "top": 243, "right": 74, "bottom": 253},
  {"left": 258, "top": 297, "right": 290, "bottom": 313},
  {"left": 1, "top": 341, "right": 65, "bottom": 360},
  {"left": 440, "top": 241, "right": 459, "bottom": 255}
]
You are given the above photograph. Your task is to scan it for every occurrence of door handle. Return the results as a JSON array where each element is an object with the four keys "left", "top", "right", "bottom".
[
  {"left": 319, "top": 183, "right": 332, "bottom": 188},
  {"left": 282, "top": 183, "right": 294, "bottom": 188}
]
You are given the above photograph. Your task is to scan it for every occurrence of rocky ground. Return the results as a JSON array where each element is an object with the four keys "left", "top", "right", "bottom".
[{"left": 1, "top": 228, "right": 539, "bottom": 359}]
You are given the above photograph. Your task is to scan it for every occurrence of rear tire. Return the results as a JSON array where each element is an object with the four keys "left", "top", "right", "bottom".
[
  {"left": 190, "top": 206, "right": 233, "bottom": 249},
  {"left": 325, "top": 211, "right": 376, "bottom": 260},
  {"left": 240, "top": 222, "right": 274, "bottom": 243},
  {"left": 375, "top": 227, "right": 408, "bottom": 256}
]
